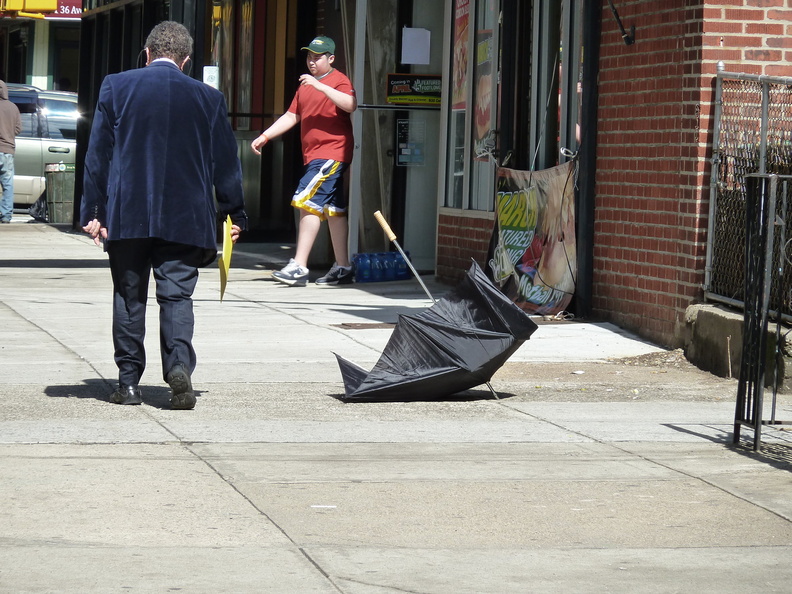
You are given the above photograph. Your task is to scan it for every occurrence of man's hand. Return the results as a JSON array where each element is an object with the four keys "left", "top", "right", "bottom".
[
  {"left": 82, "top": 218, "right": 108, "bottom": 247},
  {"left": 230, "top": 224, "right": 242, "bottom": 244}
]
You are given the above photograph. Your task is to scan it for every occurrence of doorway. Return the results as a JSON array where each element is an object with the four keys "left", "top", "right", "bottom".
[{"left": 346, "top": 0, "right": 445, "bottom": 271}]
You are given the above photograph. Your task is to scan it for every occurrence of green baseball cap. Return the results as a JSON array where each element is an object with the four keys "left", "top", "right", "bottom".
[{"left": 301, "top": 36, "right": 335, "bottom": 55}]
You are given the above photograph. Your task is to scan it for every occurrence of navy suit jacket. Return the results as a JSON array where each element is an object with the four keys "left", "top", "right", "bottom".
[{"left": 81, "top": 60, "right": 246, "bottom": 263}]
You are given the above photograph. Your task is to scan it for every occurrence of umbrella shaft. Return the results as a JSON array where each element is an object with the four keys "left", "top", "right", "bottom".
[{"left": 392, "top": 240, "right": 435, "bottom": 303}]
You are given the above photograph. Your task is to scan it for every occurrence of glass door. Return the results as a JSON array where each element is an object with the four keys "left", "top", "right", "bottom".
[{"left": 347, "top": 0, "right": 445, "bottom": 271}]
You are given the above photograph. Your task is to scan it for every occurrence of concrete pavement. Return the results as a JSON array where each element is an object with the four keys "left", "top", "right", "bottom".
[{"left": 1, "top": 216, "right": 792, "bottom": 593}]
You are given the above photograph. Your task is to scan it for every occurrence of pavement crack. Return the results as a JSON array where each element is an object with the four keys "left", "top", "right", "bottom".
[
  {"left": 182, "top": 444, "right": 345, "bottom": 593},
  {"left": 336, "top": 576, "right": 427, "bottom": 593},
  {"left": 609, "top": 441, "right": 792, "bottom": 525},
  {"left": 0, "top": 300, "right": 111, "bottom": 386},
  {"left": 495, "top": 400, "right": 792, "bottom": 522},
  {"left": 494, "top": 399, "right": 597, "bottom": 442}
]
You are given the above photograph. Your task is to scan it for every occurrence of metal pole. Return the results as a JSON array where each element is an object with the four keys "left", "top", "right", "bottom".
[
  {"left": 760, "top": 82, "right": 769, "bottom": 175},
  {"left": 753, "top": 175, "right": 778, "bottom": 450},
  {"left": 705, "top": 72, "right": 725, "bottom": 294},
  {"left": 348, "top": 0, "right": 367, "bottom": 257}
]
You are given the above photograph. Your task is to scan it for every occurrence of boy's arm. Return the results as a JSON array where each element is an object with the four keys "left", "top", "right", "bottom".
[
  {"left": 251, "top": 111, "right": 300, "bottom": 155},
  {"left": 298, "top": 74, "right": 357, "bottom": 113}
]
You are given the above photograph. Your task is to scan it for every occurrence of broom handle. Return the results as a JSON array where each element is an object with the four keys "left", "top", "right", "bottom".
[{"left": 373, "top": 210, "right": 435, "bottom": 303}]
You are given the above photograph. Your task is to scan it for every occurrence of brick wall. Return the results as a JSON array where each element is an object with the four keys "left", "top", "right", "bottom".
[
  {"left": 704, "top": 0, "right": 792, "bottom": 78},
  {"left": 595, "top": 0, "right": 792, "bottom": 347},
  {"left": 594, "top": 0, "right": 707, "bottom": 346},
  {"left": 436, "top": 211, "right": 495, "bottom": 282}
]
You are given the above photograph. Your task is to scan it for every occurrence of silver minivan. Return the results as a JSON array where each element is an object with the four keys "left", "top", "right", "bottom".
[{"left": 7, "top": 85, "right": 79, "bottom": 206}]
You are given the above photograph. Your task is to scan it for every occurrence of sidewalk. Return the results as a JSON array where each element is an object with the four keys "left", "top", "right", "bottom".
[{"left": 1, "top": 218, "right": 791, "bottom": 593}]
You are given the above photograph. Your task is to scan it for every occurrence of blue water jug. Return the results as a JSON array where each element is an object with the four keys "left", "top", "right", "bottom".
[
  {"left": 395, "top": 251, "right": 410, "bottom": 280},
  {"left": 355, "top": 253, "right": 371, "bottom": 283},
  {"left": 371, "top": 253, "right": 384, "bottom": 282},
  {"left": 383, "top": 252, "right": 396, "bottom": 281}
]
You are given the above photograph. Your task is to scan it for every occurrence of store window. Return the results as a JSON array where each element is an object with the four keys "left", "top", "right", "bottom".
[
  {"left": 51, "top": 23, "right": 80, "bottom": 92},
  {"left": 446, "top": 0, "right": 497, "bottom": 210},
  {"left": 443, "top": 0, "right": 583, "bottom": 211},
  {"left": 210, "top": 0, "right": 257, "bottom": 131}
]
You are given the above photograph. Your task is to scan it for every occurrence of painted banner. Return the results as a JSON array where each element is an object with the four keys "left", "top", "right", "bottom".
[
  {"left": 473, "top": 29, "right": 493, "bottom": 156},
  {"left": 487, "top": 161, "right": 577, "bottom": 315},
  {"left": 451, "top": 0, "right": 469, "bottom": 109}
]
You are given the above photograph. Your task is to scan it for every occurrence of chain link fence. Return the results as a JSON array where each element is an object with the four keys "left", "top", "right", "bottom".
[{"left": 706, "top": 71, "right": 792, "bottom": 319}]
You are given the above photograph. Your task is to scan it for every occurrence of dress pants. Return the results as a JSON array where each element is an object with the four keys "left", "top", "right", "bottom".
[{"left": 107, "top": 238, "right": 204, "bottom": 386}]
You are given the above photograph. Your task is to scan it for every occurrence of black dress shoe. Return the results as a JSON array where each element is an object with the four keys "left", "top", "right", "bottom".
[
  {"left": 110, "top": 384, "right": 143, "bottom": 405},
  {"left": 166, "top": 364, "right": 196, "bottom": 410}
]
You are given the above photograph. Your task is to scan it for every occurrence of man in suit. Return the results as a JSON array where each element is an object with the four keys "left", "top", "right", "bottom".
[{"left": 81, "top": 21, "right": 247, "bottom": 410}]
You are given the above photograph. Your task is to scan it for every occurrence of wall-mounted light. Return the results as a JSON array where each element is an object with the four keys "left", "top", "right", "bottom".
[{"left": 607, "top": 0, "right": 635, "bottom": 46}]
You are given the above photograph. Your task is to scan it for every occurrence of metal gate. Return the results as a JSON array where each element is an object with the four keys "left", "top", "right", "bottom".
[
  {"left": 733, "top": 175, "right": 792, "bottom": 450},
  {"left": 708, "top": 71, "right": 792, "bottom": 450},
  {"left": 706, "top": 70, "right": 792, "bottom": 316}
]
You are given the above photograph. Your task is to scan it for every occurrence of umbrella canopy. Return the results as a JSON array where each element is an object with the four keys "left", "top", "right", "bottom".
[{"left": 335, "top": 261, "right": 538, "bottom": 401}]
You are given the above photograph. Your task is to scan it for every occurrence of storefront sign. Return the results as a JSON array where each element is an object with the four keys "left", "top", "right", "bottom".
[
  {"left": 386, "top": 74, "right": 441, "bottom": 106},
  {"left": 396, "top": 119, "right": 425, "bottom": 167},
  {"left": 488, "top": 161, "right": 577, "bottom": 315},
  {"left": 48, "top": 0, "right": 81, "bottom": 18}
]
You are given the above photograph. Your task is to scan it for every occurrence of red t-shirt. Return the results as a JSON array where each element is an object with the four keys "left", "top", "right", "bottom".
[{"left": 288, "top": 69, "right": 355, "bottom": 164}]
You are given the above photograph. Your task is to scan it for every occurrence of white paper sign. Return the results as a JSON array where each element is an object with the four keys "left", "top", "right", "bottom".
[
  {"left": 401, "top": 28, "right": 431, "bottom": 65},
  {"left": 203, "top": 66, "right": 220, "bottom": 89}
]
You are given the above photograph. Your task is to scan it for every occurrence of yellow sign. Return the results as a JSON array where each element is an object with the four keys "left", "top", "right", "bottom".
[
  {"left": 0, "top": 0, "right": 57, "bottom": 17},
  {"left": 24, "top": 0, "right": 57, "bottom": 8},
  {"left": 218, "top": 215, "right": 233, "bottom": 302}
]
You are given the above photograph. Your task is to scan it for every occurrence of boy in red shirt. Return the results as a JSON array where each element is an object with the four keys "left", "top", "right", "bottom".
[{"left": 252, "top": 36, "right": 357, "bottom": 286}]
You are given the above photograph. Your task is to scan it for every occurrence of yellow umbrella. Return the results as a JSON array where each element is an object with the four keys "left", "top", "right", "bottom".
[{"left": 218, "top": 215, "right": 233, "bottom": 301}]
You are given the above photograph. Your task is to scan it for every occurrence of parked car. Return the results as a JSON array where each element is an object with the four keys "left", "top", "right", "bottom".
[{"left": 6, "top": 84, "right": 79, "bottom": 206}]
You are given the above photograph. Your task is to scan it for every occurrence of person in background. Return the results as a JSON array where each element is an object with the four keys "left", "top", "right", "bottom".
[
  {"left": 251, "top": 35, "right": 356, "bottom": 287},
  {"left": 81, "top": 21, "right": 247, "bottom": 409},
  {"left": 0, "top": 80, "right": 21, "bottom": 224}
]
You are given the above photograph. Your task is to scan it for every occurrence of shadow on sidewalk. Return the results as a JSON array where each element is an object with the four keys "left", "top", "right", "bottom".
[
  {"left": 667, "top": 423, "right": 792, "bottom": 472},
  {"left": 329, "top": 387, "right": 516, "bottom": 403},
  {"left": 741, "top": 441, "right": 792, "bottom": 471},
  {"left": 44, "top": 380, "right": 179, "bottom": 410},
  {"left": 0, "top": 259, "right": 109, "bottom": 268}
]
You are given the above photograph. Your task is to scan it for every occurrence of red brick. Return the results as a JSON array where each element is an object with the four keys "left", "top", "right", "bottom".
[
  {"left": 746, "top": 23, "right": 785, "bottom": 34},
  {"left": 726, "top": 8, "right": 770, "bottom": 20},
  {"left": 768, "top": 9, "right": 792, "bottom": 20},
  {"left": 744, "top": 48, "right": 783, "bottom": 60},
  {"left": 747, "top": 0, "right": 785, "bottom": 8},
  {"left": 765, "top": 63, "right": 792, "bottom": 77}
]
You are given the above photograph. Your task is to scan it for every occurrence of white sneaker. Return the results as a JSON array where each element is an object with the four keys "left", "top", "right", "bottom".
[{"left": 272, "top": 258, "right": 309, "bottom": 286}]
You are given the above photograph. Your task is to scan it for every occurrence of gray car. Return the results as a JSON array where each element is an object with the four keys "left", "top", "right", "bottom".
[{"left": 7, "top": 85, "right": 79, "bottom": 206}]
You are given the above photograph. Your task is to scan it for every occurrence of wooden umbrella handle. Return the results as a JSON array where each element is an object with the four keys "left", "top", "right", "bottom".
[{"left": 373, "top": 210, "right": 397, "bottom": 242}]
